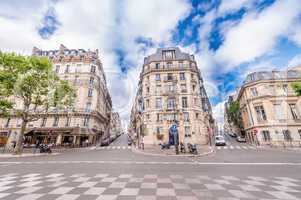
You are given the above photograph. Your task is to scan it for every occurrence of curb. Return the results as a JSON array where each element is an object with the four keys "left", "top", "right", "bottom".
[
  {"left": 131, "top": 146, "right": 215, "bottom": 157},
  {"left": 0, "top": 152, "right": 60, "bottom": 158}
]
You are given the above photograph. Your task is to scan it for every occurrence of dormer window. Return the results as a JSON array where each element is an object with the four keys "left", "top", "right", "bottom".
[{"left": 163, "top": 50, "right": 175, "bottom": 60}]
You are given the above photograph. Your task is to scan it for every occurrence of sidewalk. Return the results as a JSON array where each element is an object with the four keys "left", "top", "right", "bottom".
[
  {"left": 132, "top": 144, "right": 214, "bottom": 157},
  {"left": 0, "top": 152, "right": 60, "bottom": 158},
  {"left": 0, "top": 146, "right": 96, "bottom": 158}
]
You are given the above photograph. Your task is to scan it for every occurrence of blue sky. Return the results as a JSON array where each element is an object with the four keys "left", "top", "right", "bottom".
[{"left": 1, "top": 0, "right": 301, "bottom": 126}]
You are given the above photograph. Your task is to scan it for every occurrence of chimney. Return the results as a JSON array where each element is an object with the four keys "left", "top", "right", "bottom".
[
  {"left": 32, "top": 46, "right": 40, "bottom": 56},
  {"left": 59, "top": 44, "right": 67, "bottom": 54}
]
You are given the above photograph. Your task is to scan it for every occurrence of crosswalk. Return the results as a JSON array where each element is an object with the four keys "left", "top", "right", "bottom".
[
  {"left": 215, "top": 145, "right": 258, "bottom": 150},
  {"left": 96, "top": 145, "right": 132, "bottom": 150}
]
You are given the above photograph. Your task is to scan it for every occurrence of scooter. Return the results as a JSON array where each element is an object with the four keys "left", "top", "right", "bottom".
[
  {"left": 39, "top": 144, "right": 52, "bottom": 154},
  {"left": 187, "top": 143, "right": 198, "bottom": 155}
]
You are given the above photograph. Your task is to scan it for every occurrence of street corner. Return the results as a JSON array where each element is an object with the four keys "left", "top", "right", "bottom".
[{"left": 131, "top": 144, "right": 214, "bottom": 157}]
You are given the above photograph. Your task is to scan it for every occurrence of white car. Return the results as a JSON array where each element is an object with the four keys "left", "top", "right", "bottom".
[{"left": 215, "top": 135, "right": 226, "bottom": 146}]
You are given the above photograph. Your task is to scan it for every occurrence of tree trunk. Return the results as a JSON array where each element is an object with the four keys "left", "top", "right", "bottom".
[{"left": 13, "top": 120, "right": 27, "bottom": 154}]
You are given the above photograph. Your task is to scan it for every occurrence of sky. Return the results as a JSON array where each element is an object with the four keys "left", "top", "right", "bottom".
[{"left": 1, "top": 0, "right": 301, "bottom": 129}]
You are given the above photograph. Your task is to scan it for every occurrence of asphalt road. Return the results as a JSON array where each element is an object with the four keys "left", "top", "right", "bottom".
[{"left": 0, "top": 134, "right": 300, "bottom": 200}]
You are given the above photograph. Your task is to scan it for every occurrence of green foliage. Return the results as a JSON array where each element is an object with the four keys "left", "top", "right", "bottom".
[
  {"left": 291, "top": 82, "right": 301, "bottom": 96},
  {"left": 227, "top": 101, "right": 242, "bottom": 127},
  {"left": 0, "top": 52, "right": 76, "bottom": 153}
]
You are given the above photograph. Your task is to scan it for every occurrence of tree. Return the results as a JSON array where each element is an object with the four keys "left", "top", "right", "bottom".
[
  {"left": 0, "top": 52, "right": 76, "bottom": 154},
  {"left": 291, "top": 82, "right": 301, "bottom": 96},
  {"left": 227, "top": 100, "right": 242, "bottom": 128}
]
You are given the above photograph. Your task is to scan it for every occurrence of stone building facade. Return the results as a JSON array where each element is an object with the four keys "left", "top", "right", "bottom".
[
  {"left": 130, "top": 47, "right": 214, "bottom": 145},
  {"left": 0, "top": 44, "right": 112, "bottom": 147},
  {"left": 109, "top": 112, "right": 122, "bottom": 141},
  {"left": 237, "top": 66, "right": 301, "bottom": 147}
]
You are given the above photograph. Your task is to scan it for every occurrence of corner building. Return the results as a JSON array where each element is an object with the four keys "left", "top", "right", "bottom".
[
  {"left": 237, "top": 66, "right": 301, "bottom": 147},
  {"left": 130, "top": 47, "right": 214, "bottom": 145},
  {"left": 1, "top": 44, "right": 112, "bottom": 147}
]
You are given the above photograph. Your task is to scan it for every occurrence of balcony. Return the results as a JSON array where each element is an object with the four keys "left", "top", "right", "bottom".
[{"left": 163, "top": 76, "right": 177, "bottom": 82}]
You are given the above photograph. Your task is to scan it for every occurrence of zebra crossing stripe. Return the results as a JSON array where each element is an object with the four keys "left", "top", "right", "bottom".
[
  {"left": 230, "top": 146, "right": 234, "bottom": 149},
  {"left": 217, "top": 147, "right": 221, "bottom": 150},
  {"left": 236, "top": 146, "right": 241, "bottom": 149},
  {"left": 242, "top": 146, "right": 248, "bottom": 149},
  {"left": 224, "top": 146, "right": 228, "bottom": 149}
]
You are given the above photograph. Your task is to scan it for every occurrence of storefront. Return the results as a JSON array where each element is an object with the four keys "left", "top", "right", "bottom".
[{"left": 0, "top": 131, "right": 9, "bottom": 147}]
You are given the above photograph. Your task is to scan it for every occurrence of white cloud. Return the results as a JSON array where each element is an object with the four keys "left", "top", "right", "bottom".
[
  {"left": 215, "top": 0, "right": 301, "bottom": 69},
  {"left": 218, "top": 0, "right": 254, "bottom": 16},
  {"left": 0, "top": 0, "right": 192, "bottom": 125},
  {"left": 212, "top": 101, "right": 225, "bottom": 127},
  {"left": 288, "top": 54, "right": 301, "bottom": 68}
]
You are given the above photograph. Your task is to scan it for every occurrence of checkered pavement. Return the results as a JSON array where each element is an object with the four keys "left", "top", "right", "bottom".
[{"left": 0, "top": 173, "right": 300, "bottom": 199}]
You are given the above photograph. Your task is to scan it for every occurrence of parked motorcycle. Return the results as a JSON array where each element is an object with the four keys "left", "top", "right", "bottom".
[
  {"left": 187, "top": 143, "right": 198, "bottom": 155},
  {"left": 39, "top": 144, "right": 52, "bottom": 154},
  {"left": 180, "top": 142, "right": 186, "bottom": 153}
]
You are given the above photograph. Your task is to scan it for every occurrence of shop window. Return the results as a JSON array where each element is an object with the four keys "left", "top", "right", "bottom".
[
  {"left": 261, "top": 130, "right": 271, "bottom": 141},
  {"left": 282, "top": 130, "right": 292, "bottom": 141}
]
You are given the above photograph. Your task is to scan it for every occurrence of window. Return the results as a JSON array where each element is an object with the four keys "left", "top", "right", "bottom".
[
  {"left": 183, "top": 112, "right": 189, "bottom": 122},
  {"left": 83, "top": 116, "right": 90, "bottom": 127},
  {"left": 89, "top": 77, "right": 94, "bottom": 85},
  {"left": 74, "top": 75, "right": 79, "bottom": 85},
  {"left": 289, "top": 104, "right": 299, "bottom": 119},
  {"left": 167, "top": 62, "right": 172, "bottom": 68},
  {"left": 273, "top": 104, "right": 283, "bottom": 120},
  {"left": 146, "top": 114, "right": 150, "bottom": 120},
  {"left": 167, "top": 98, "right": 176, "bottom": 109},
  {"left": 41, "top": 117, "right": 47, "bottom": 127},
  {"left": 157, "top": 114, "right": 162, "bottom": 122},
  {"left": 283, "top": 84, "right": 288, "bottom": 95},
  {"left": 156, "top": 85, "right": 161, "bottom": 94},
  {"left": 155, "top": 74, "right": 161, "bottom": 81},
  {"left": 66, "top": 117, "right": 71, "bottom": 127},
  {"left": 146, "top": 99, "right": 150, "bottom": 108},
  {"left": 250, "top": 88, "right": 258, "bottom": 97},
  {"left": 179, "top": 62, "right": 184, "bottom": 68},
  {"left": 298, "top": 130, "right": 301, "bottom": 139},
  {"left": 192, "top": 85, "right": 195, "bottom": 92},
  {"left": 283, "top": 130, "right": 292, "bottom": 141},
  {"left": 76, "top": 64, "right": 81, "bottom": 73},
  {"left": 147, "top": 76, "right": 149, "bottom": 82},
  {"left": 65, "top": 65, "right": 70, "bottom": 73},
  {"left": 55, "top": 65, "right": 60, "bottom": 73},
  {"left": 4, "top": 118, "right": 10, "bottom": 128},
  {"left": 155, "top": 98, "right": 162, "bottom": 109},
  {"left": 262, "top": 130, "right": 271, "bottom": 141},
  {"left": 156, "top": 127, "right": 163, "bottom": 134},
  {"left": 180, "top": 84, "right": 187, "bottom": 92},
  {"left": 88, "top": 88, "right": 93, "bottom": 97},
  {"left": 180, "top": 72, "right": 185, "bottom": 80},
  {"left": 146, "top": 87, "right": 150, "bottom": 93},
  {"left": 254, "top": 105, "right": 267, "bottom": 122},
  {"left": 167, "top": 73, "right": 173, "bottom": 80},
  {"left": 90, "top": 65, "right": 96, "bottom": 73},
  {"left": 195, "top": 113, "right": 199, "bottom": 119},
  {"left": 85, "top": 102, "right": 92, "bottom": 112},
  {"left": 53, "top": 116, "right": 59, "bottom": 127},
  {"left": 182, "top": 97, "right": 188, "bottom": 108},
  {"left": 191, "top": 74, "right": 194, "bottom": 79},
  {"left": 155, "top": 63, "right": 160, "bottom": 69},
  {"left": 184, "top": 126, "right": 190, "bottom": 137}
]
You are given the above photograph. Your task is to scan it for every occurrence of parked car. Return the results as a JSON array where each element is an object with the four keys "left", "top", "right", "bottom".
[
  {"left": 101, "top": 138, "right": 110, "bottom": 146},
  {"left": 228, "top": 132, "right": 237, "bottom": 137},
  {"left": 215, "top": 135, "right": 226, "bottom": 146},
  {"left": 236, "top": 136, "right": 246, "bottom": 143}
]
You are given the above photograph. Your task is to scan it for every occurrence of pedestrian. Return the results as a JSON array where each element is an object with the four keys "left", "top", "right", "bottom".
[
  {"left": 141, "top": 136, "right": 144, "bottom": 150},
  {"left": 11, "top": 141, "right": 16, "bottom": 149}
]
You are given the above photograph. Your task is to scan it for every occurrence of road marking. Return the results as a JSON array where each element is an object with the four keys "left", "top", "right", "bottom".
[
  {"left": 242, "top": 146, "right": 248, "bottom": 149},
  {"left": 236, "top": 146, "right": 241, "bottom": 149},
  {"left": 217, "top": 147, "right": 221, "bottom": 150},
  {"left": 1, "top": 161, "right": 300, "bottom": 166},
  {"left": 224, "top": 146, "right": 228, "bottom": 149},
  {"left": 230, "top": 146, "right": 234, "bottom": 149}
]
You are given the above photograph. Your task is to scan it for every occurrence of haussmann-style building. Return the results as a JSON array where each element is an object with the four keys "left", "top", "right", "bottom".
[
  {"left": 236, "top": 66, "right": 301, "bottom": 147},
  {"left": 0, "top": 44, "right": 112, "bottom": 148},
  {"left": 130, "top": 47, "right": 214, "bottom": 145}
]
